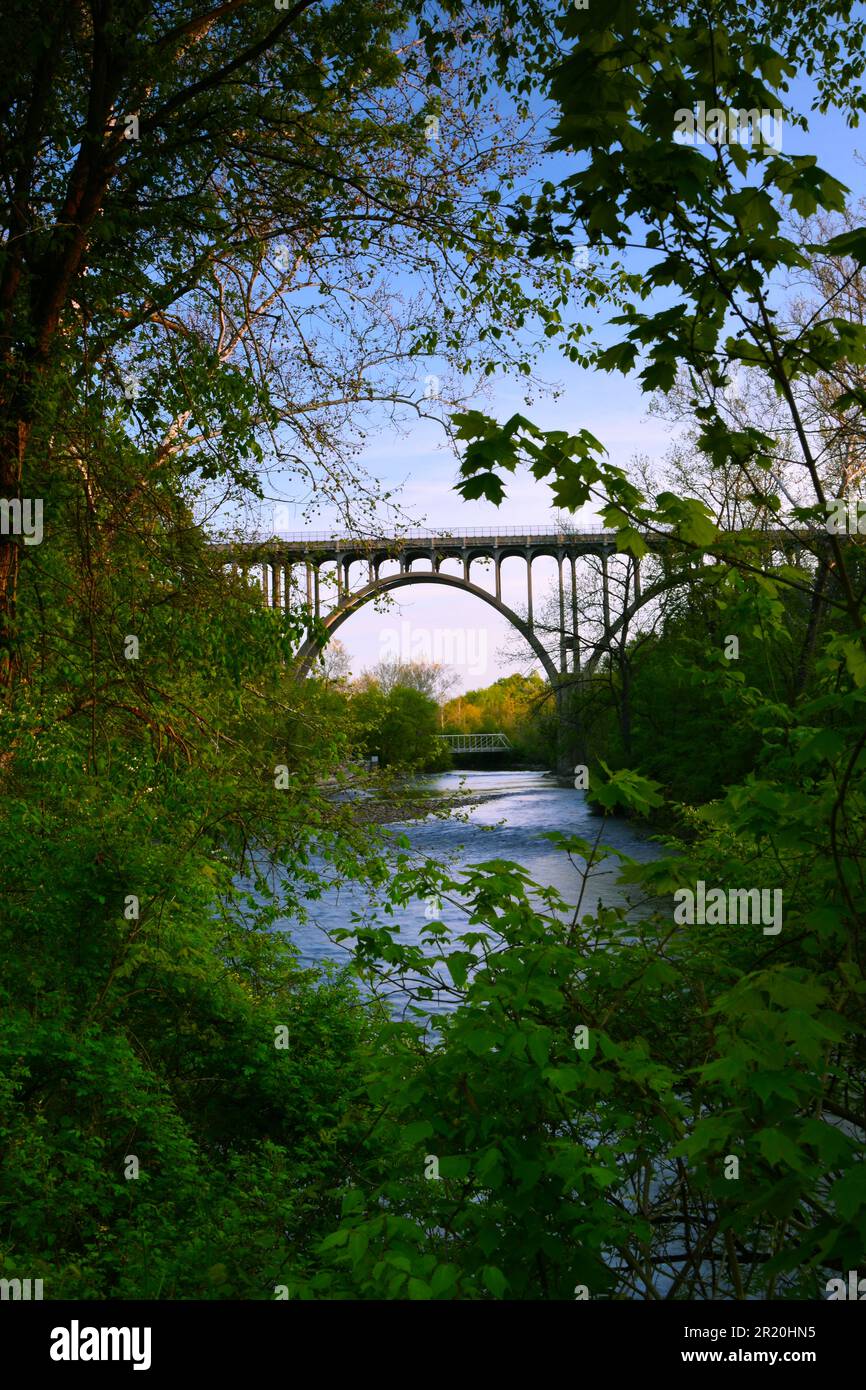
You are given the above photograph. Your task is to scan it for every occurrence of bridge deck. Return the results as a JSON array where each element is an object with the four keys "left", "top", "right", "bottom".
[{"left": 215, "top": 523, "right": 819, "bottom": 561}]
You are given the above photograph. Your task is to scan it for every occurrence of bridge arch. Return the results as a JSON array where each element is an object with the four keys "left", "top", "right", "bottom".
[{"left": 294, "top": 570, "right": 560, "bottom": 684}]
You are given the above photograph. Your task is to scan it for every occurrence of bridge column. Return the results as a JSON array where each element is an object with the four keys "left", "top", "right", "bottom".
[
  {"left": 272, "top": 560, "right": 282, "bottom": 610},
  {"left": 601, "top": 548, "right": 612, "bottom": 639},
  {"left": 285, "top": 565, "right": 291, "bottom": 614},
  {"left": 462, "top": 550, "right": 470, "bottom": 583},
  {"left": 314, "top": 566, "right": 321, "bottom": 620},
  {"left": 571, "top": 555, "right": 580, "bottom": 673},
  {"left": 558, "top": 554, "right": 568, "bottom": 674},
  {"left": 526, "top": 552, "right": 533, "bottom": 630},
  {"left": 555, "top": 552, "right": 575, "bottom": 773},
  {"left": 305, "top": 562, "right": 313, "bottom": 614},
  {"left": 555, "top": 678, "right": 587, "bottom": 778},
  {"left": 495, "top": 549, "right": 502, "bottom": 602}
]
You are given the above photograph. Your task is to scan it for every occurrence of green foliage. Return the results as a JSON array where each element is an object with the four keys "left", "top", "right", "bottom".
[
  {"left": 441, "top": 672, "right": 557, "bottom": 765},
  {"left": 2, "top": 0, "right": 866, "bottom": 1306},
  {"left": 348, "top": 682, "right": 450, "bottom": 770},
  {"left": 0, "top": 510, "right": 398, "bottom": 1296},
  {"left": 296, "top": 609, "right": 866, "bottom": 1295}
]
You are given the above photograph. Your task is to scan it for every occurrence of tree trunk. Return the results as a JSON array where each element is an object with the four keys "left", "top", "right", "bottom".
[
  {"left": 794, "top": 547, "right": 830, "bottom": 698},
  {"left": 0, "top": 405, "right": 29, "bottom": 685}
]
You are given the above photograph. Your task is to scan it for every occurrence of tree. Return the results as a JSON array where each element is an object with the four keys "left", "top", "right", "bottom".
[
  {"left": 441, "top": 671, "right": 555, "bottom": 762},
  {"left": 319, "top": 638, "right": 352, "bottom": 685},
  {"left": 350, "top": 679, "right": 447, "bottom": 768},
  {"left": 6, "top": 0, "right": 866, "bottom": 1307},
  {"left": 379, "top": 685, "right": 446, "bottom": 768},
  {"left": 1, "top": 0, "right": 589, "bottom": 1298},
  {"left": 0, "top": 0, "right": 588, "bottom": 681},
  {"left": 367, "top": 658, "right": 458, "bottom": 706},
  {"left": 436, "top": 0, "right": 866, "bottom": 1298}
]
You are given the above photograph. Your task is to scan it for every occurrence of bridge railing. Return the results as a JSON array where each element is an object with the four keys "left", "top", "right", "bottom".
[
  {"left": 215, "top": 518, "right": 821, "bottom": 547},
  {"left": 229, "top": 524, "right": 616, "bottom": 544}
]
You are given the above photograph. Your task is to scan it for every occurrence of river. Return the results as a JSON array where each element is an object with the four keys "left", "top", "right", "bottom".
[{"left": 264, "top": 769, "right": 661, "bottom": 1005}]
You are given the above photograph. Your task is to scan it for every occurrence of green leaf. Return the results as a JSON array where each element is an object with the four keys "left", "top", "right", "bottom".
[{"left": 482, "top": 1265, "right": 508, "bottom": 1298}]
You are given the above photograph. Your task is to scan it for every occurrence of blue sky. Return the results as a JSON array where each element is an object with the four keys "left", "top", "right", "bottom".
[{"left": 280, "top": 57, "right": 866, "bottom": 693}]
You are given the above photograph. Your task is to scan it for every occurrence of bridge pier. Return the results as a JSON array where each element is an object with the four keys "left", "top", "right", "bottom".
[
  {"left": 571, "top": 555, "right": 580, "bottom": 672},
  {"left": 554, "top": 678, "right": 577, "bottom": 776},
  {"left": 601, "top": 548, "right": 612, "bottom": 640},
  {"left": 558, "top": 555, "right": 568, "bottom": 674}
]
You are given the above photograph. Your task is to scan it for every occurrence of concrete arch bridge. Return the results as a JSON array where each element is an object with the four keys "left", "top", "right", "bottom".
[
  {"left": 218, "top": 523, "right": 813, "bottom": 766},
  {"left": 224, "top": 525, "right": 649, "bottom": 684}
]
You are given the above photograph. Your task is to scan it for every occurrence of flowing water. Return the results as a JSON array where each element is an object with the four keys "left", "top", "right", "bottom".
[
  {"left": 263, "top": 769, "right": 662, "bottom": 1003},
  {"left": 254, "top": 775, "right": 680, "bottom": 1292}
]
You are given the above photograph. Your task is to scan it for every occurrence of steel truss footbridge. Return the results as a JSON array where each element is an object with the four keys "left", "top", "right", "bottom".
[{"left": 436, "top": 732, "right": 512, "bottom": 753}]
